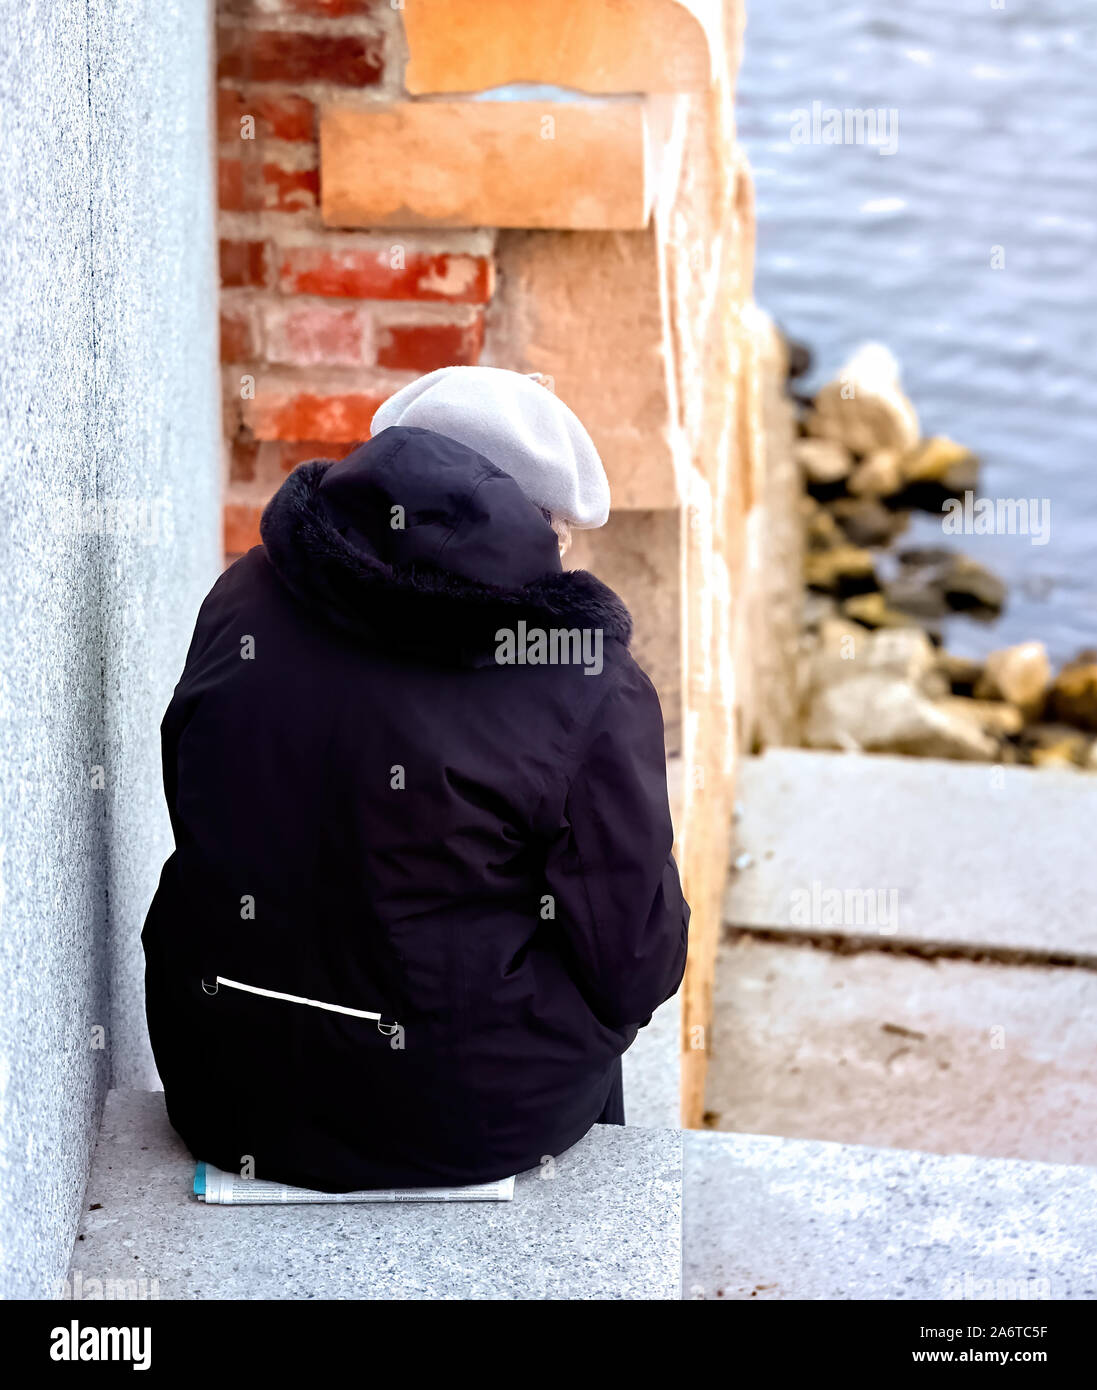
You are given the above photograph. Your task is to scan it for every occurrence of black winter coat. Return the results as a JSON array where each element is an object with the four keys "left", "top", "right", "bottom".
[{"left": 142, "top": 425, "right": 689, "bottom": 1190}]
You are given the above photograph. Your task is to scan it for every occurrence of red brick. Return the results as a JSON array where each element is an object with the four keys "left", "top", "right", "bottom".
[
  {"left": 217, "top": 29, "right": 383, "bottom": 87},
  {"left": 218, "top": 88, "right": 315, "bottom": 143},
  {"left": 218, "top": 155, "right": 245, "bottom": 211},
  {"left": 220, "top": 306, "right": 259, "bottom": 363},
  {"left": 245, "top": 388, "right": 387, "bottom": 442},
  {"left": 224, "top": 501, "right": 263, "bottom": 555},
  {"left": 219, "top": 156, "right": 319, "bottom": 213},
  {"left": 264, "top": 304, "right": 372, "bottom": 367},
  {"left": 261, "top": 162, "right": 319, "bottom": 213},
  {"left": 230, "top": 437, "right": 259, "bottom": 483},
  {"left": 220, "top": 0, "right": 379, "bottom": 15},
  {"left": 220, "top": 239, "right": 270, "bottom": 288},
  {"left": 278, "top": 246, "right": 494, "bottom": 303},
  {"left": 377, "top": 315, "right": 484, "bottom": 372}
]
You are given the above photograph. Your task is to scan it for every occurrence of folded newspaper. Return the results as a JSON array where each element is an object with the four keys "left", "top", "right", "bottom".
[{"left": 194, "top": 1161, "right": 515, "bottom": 1204}]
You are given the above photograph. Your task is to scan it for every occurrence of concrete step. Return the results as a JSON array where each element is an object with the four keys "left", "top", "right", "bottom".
[
  {"left": 705, "top": 934, "right": 1097, "bottom": 1165},
  {"left": 67, "top": 1090, "right": 683, "bottom": 1300},
  {"left": 725, "top": 748, "right": 1097, "bottom": 958},
  {"left": 683, "top": 1128, "right": 1097, "bottom": 1301}
]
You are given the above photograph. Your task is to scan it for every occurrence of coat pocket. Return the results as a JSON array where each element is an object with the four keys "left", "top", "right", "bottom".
[{"left": 202, "top": 975, "right": 400, "bottom": 1036}]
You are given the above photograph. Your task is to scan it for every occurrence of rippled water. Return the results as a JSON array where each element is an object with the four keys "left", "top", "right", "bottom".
[{"left": 737, "top": 1, "right": 1097, "bottom": 663}]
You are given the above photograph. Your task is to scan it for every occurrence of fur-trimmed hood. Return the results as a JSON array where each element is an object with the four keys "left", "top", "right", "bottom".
[{"left": 259, "top": 426, "right": 632, "bottom": 666}]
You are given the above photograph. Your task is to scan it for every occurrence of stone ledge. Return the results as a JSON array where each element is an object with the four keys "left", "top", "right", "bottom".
[
  {"left": 402, "top": 0, "right": 719, "bottom": 95},
  {"left": 320, "top": 101, "right": 649, "bottom": 231},
  {"left": 67, "top": 1091, "right": 682, "bottom": 1300},
  {"left": 684, "top": 1129, "right": 1097, "bottom": 1300},
  {"left": 725, "top": 748, "right": 1097, "bottom": 958}
]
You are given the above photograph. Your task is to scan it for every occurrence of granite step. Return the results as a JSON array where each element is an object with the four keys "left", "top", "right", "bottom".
[
  {"left": 725, "top": 748, "right": 1097, "bottom": 958},
  {"left": 66, "top": 1090, "right": 683, "bottom": 1301},
  {"left": 683, "top": 1128, "right": 1097, "bottom": 1301}
]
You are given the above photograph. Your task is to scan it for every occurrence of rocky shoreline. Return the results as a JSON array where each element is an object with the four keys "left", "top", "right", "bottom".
[{"left": 789, "top": 342, "right": 1097, "bottom": 769}]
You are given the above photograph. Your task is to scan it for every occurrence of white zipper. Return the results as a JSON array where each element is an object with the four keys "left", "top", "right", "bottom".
[{"left": 203, "top": 975, "right": 387, "bottom": 1023}]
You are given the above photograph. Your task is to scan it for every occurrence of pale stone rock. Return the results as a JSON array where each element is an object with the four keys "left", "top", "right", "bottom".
[
  {"left": 805, "top": 344, "right": 920, "bottom": 456},
  {"left": 794, "top": 437, "right": 853, "bottom": 486},
  {"left": 803, "top": 544, "right": 876, "bottom": 593},
  {"left": 804, "top": 671, "right": 999, "bottom": 760},
  {"left": 842, "top": 591, "right": 924, "bottom": 631},
  {"left": 1049, "top": 654, "right": 1097, "bottom": 732},
  {"left": 899, "top": 434, "right": 979, "bottom": 490},
  {"left": 847, "top": 447, "right": 903, "bottom": 498},
  {"left": 811, "top": 620, "right": 937, "bottom": 692},
  {"left": 974, "top": 641, "right": 1050, "bottom": 719},
  {"left": 940, "top": 696, "right": 1024, "bottom": 739}
]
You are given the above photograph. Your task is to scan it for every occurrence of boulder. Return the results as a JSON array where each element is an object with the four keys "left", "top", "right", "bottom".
[
  {"left": 889, "top": 549, "right": 1005, "bottom": 619},
  {"left": 828, "top": 497, "right": 909, "bottom": 548},
  {"left": 942, "top": 554, "right": 1006, "bottom": 615},
  {"left": 803, "top": 672, "right": 998, "bottom": 760},
  {"left": 804, "top": 344, "right": 920, "bottom": 456},
  {"left": 842, "top": 591, "right": 925, "bottom": 631},
  {"left": 1020, "top": 723, "right": 1091, "bottom": 768},
  {"left": 804, "top": 544, "right": 877, "bottom": 596},
  {"left": 974, "top": 641, "right": 1050, "bottom": 720},
  {"left": 1048, "top": 653, "right": 1097, "bottom": 732},
  {"left": 848, "top": 448, "right": 904, "bottom": 499},
  {"left": 810, "top": 618, "right": 937, "bottom": 687},
  {"left": 888, "top": 436, "right": 980, "bottom": 512},
  {"left": 804, "top": 503, "right": 844, "bottom": 552},
  {"left": 883, "top": 574, "right": 952, "bottom": 620},
  {"left": 939, "top": 696, "right": 1023, "bottom": 739},
  {"left": 795, "top": 437, "right": 854, "bottom": 487},
  {"left": 899, "top": 436, "right": 980, "bottom": 491},
  {"left": 936, "top": 650, "right": 984, "bottom": 695}
]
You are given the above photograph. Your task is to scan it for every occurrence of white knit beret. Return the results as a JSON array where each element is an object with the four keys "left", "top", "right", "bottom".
[{"left": 370, "top": 366, "right": 610, "bottom": 529}]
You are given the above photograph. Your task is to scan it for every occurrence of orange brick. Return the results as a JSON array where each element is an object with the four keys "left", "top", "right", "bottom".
[{"left": 244, "top": 388, "right": 387, "bottom": 442}]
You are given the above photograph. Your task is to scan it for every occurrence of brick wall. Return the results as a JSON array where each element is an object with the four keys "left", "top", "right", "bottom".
[{"left": 217, "top": 0, "right": 495, "bottom": 557}]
